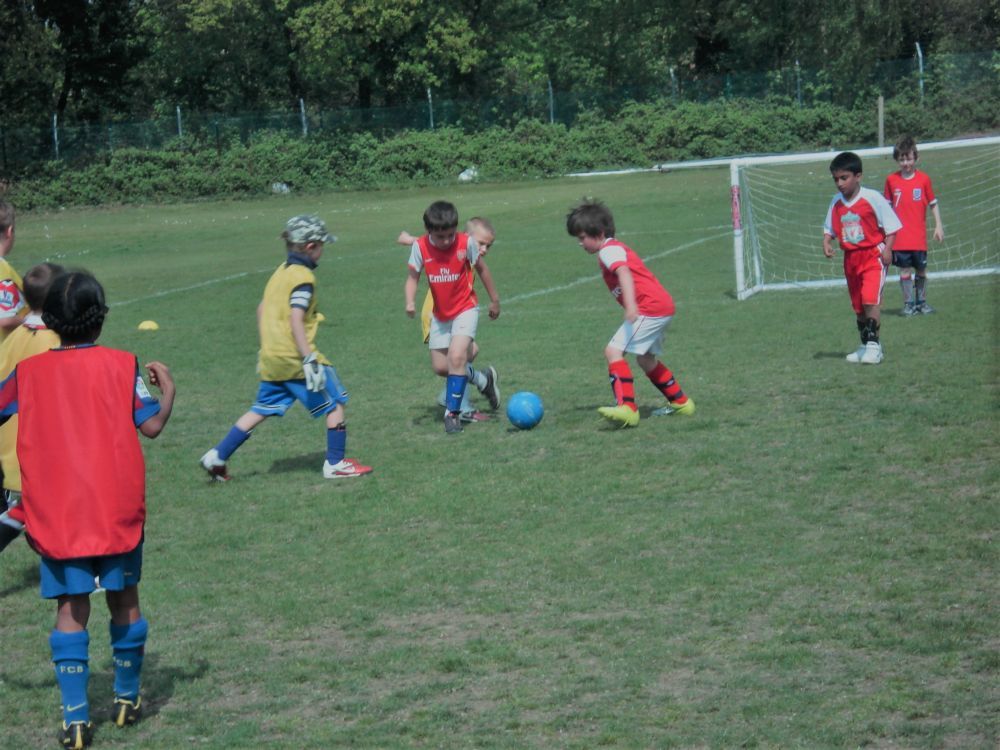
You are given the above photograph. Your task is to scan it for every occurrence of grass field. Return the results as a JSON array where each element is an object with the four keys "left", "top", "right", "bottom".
[{"left": 2, "top": 169, "right": 997, "bottom": 748}]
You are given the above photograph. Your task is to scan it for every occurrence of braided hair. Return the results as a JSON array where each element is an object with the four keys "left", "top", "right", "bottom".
[{"left": 42, "top": 271, "right": 108, "bottom": 345}]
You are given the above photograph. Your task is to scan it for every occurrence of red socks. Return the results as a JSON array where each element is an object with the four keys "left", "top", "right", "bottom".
[
  {"left": 647, "top": 362, "right": 688, "bottom": 404},
  {"left": 608, "top": 360, "right": 637, "bottom": 411}
]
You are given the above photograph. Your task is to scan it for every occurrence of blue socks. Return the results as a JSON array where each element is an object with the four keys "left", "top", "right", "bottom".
[
  {"left": 216, "top": 426, "right": 252, "bottom": 461},
  {"left": 446, "top": 374, "right": 467, "bottom": 413},
  {"left": 326, "top": 425, "right": 347, "bottom": 465},
  {"left": 110, "top": 618, "right": 148, "bottom": 700},
  {"left": 50, "top": 630, "right": 90, "bottom": 723}
]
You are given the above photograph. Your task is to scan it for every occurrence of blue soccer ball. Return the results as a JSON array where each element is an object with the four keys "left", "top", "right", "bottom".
[{"left": 507, "top": 391, "right": 544, "bottom": 430}]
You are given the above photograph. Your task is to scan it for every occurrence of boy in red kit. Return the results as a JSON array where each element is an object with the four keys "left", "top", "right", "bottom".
[
  {"left": 566, "top": 198, "right": 694, "bottom": 429},
  {"left": 883, "top": 136, "right": 944, "bottom": 315},
  {"left": 405, "top": 201, "right": 501, "bottom": 434},
  {"left": 0, "top": 271, "right": 175, "bottom": 749},
  {"left": 824, "top": 152, "right": 902, "bottom": 365}
]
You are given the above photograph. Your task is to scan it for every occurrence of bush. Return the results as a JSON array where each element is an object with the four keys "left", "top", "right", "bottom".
[{"left": 6, "top": 92, "right": 997, "bottom": 210}]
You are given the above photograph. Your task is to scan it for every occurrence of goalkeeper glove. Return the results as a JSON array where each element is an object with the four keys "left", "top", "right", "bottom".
[{"left": 302, "top": 352, "right": 326, "bottom": 393}]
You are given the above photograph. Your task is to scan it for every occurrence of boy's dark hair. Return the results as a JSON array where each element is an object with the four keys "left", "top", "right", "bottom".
[
  {"left": 893, "top": 135, "right": 918, "bottom": 161},
  {"left": 23, "top": 262, "right": 65, "bottom": 310},
  {"left": 42, "top": 270, "right": 108, "bottom": 345},
  {"left": 423, "top": 201, "right": 459, "bottom": 231},
  {"left": 0, "top": 199, "right": 13, "bottom": 232},
  {"left": 829, "top": 152, "right": 863, "bottom": 175},
  {"left": 566, "top": 198, "right": 615, "bottom": 238}
]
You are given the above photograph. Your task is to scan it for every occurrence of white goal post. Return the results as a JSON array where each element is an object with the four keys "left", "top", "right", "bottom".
[{"left": 730, "top": 136, "right": 1000, "bottom": 300}]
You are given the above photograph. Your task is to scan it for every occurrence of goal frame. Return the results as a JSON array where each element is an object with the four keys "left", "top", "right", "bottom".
[{"left": 731, "top": 136, "right": 1000, "bottom": 300}]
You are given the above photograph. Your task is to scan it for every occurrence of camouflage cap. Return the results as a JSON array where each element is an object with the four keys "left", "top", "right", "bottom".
[{"left": 284, "top": 214, "right": 336, "bottom": 244}]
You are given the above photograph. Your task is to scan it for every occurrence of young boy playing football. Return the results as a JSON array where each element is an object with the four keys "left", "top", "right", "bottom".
[
  {"left": 0, "top": 270, "right": 175, "bottom": 749},
  {"left": 883, "top": 135, "right": 944, "bottom": 315},
  {"left": 404, "top": 201, "right": 501, "bottom": 434},
  {"left": 565, "top": 198, "right": 694, "bottom": 428},
  {"left": 398, "top": 216, "right": 497, "bottom": 422},
  {"left": 823, "top": 151, "right": 902, "bottom": 364},
  {"left": 200, "top": 215, "right": 372, "bottom": 480}
]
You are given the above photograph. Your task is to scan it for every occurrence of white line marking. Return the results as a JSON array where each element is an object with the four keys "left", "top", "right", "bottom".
[
  {"left": 504, "top": 232, "right": 728, "bottom": 305},
  {"left": 109, "top": 269, "right": 270, "bottom": 308}
]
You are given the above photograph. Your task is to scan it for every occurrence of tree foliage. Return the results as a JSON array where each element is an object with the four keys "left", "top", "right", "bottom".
[{"left": 1, "top": 0, "right": 997, "bottom": 127}]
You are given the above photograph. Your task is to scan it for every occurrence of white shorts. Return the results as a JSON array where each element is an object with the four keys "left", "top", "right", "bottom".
[
  {"left": 608, "top": 315, "right": 673, "bottom": 356},
  {"left": 428, "top": 307, "right": 479, "bottom": 350}
]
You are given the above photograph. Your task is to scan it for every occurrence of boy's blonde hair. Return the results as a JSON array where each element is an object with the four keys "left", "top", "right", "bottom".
[
  {"left": 466, "top": 216, "right": 494, "bottom": 236},
  {"left": 0, "top": 199, "right": 14, "bottom": 233}
]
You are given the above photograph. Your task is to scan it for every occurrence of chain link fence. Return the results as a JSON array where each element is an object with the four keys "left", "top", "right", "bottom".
[{"left": 1, "top": 51, "right": 995, "bottom": 173}]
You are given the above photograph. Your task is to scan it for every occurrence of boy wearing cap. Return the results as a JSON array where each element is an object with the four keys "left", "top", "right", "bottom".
[{"left": 200, "top": 215, "right": 372, "bottom": 480}]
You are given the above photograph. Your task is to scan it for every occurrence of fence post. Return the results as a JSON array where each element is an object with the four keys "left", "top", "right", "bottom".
[
  {"left": 0, "top": 127, "right": 6, "bottom": 173},
  {"left": 795, "top": 59, "right": 802, "bottom": 107},
  {"left": 176, "top": 105, "right": 183, "bottom": 137},
  {"left": 915, "top": 42, "right": 925, "bottom": 107},
  {"left": 670, "top": 67, "right": 678, "bottom": 101},
  {"left": 214, "top": 120, "right": 221, "bottom": 154},
  {"left": 877, "top": 94, "right": 884, "bottom": 147},
  {"left": 52, "top": 113, "right": 59, "bottom": 160},
  {"left": 426, "top": 87, "right": 434, "bottom": 129},
  {"left": 547, "top": 78, "right": 555, "bottom": 124}
]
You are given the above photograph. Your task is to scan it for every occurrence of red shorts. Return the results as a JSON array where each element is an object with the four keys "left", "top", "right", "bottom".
[{"left": 843, "top": 248, "right": 886, "bottom": 314}]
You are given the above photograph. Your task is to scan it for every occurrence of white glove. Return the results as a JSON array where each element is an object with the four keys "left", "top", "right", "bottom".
[{"left": 302, "top": 352, "right": 326, "bottom": 393}]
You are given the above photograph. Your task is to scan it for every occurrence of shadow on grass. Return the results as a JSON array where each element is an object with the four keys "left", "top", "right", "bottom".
[
  {"left": 3, "top": 652, "right": 208, "bottom": 728},
  {"left": 0, "top": 561, "right": 36, "bottom": 597},
  {"left": 269, "top": 453, "right": 323, "bottom": 474},
  {"left": 813, "top": 351, "right": 850, "bottom": 359}
]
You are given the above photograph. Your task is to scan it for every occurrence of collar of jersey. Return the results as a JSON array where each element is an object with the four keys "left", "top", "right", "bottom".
[{"left": 286, "top": 252, "right": 317, "bottom": 269}]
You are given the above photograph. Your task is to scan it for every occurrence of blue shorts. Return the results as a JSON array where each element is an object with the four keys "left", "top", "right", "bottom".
[
  {"left": 40, "top": 544, "right": 143, "bottom": 599},
  {"left": 251, "top": 365, "right": 348, "bottom": 418},
  {"left": 892, "top": 251, "right": 928, "bottom": 270}
]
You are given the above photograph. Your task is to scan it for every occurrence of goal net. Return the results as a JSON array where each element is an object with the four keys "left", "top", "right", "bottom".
[{"left": 731, "top": 136, "right": 1000, "bottom": 300}]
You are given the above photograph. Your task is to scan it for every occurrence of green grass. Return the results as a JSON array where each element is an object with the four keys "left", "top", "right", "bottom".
[{"left": 2, "top": 170, "right": 997, "bottom": 748}]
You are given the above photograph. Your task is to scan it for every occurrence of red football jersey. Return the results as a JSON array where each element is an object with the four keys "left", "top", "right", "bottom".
[
  {"left": 0, "top": 346, "right": 159, "bottom": 559},
  {"left": 597, "top": 240, "right": 675, "bottom": 317},
  {"left": 824, "top": 187, "right": 902, "bottom": 252},
  {"left": 409, "top": 232, "right": 479, "bottom": 321},
  {"left": 883, "top": 170, "right": 937, "bottom": 251}
]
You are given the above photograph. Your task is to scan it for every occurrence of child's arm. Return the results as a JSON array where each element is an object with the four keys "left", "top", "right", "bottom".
[
  {"left": 822, "top": 233, "right": 836, "bottom": 258},
  {"left": 397, "top": 231, "right": 417, "bottom": 246},
  {"left": 474, "top": 258, "right": 501, "bottom": 319},
  {"left": 0, "top": 315, "right": 22, "bottom": 333},
  {"left": 614, "top": 266, "right": 639, "bottom": 322},
  {"left": 405, "top": 268, "right": 420, "bottom": 318},
  {"left": 139, "top": 361, "right": 175, "bottom": 438},
  {"left": 881, "top": 232, "right": 895, "bottom": 265},
  {"left": 931, "top": 203, "right": 944, "bottom": 242}
]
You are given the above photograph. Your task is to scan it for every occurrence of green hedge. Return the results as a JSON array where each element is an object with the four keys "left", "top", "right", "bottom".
[{"left": 8, "top": 95, "right": 998, "bottom": 210}]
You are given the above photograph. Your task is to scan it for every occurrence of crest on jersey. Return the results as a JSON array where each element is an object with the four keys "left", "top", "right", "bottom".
[
  {"left": 457, "top": 249, "right": 467, "bottom": 263},
  {"left": 0, "top": 278, "right": 23, "bottom": 314},
  {"left": 841, "top": 211, "right": 865, "bottom": 245},
  {"left": 912, "top": 188, "right": 922, "bottom": 201}
]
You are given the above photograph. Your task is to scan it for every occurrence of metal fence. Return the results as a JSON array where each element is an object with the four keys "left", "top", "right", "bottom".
[{"left": 0, "top": 50, "right": 994, "bottom": 173}]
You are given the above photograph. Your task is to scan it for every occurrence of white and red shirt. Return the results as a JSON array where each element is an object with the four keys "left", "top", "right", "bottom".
[
  {"left": 883, "top": 170, "right": 937, "bottom": 251},
  {"left": 597, "top": 239, "right": 675, "bottom": 317},
  {"left": 408, "top": 232, "right": 480, "bottom": 321},
  {"left": 824, "top": 187, "right": 902, "bottom": 253}
]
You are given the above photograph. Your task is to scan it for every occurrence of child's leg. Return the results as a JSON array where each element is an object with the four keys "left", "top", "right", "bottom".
[
  {"left": 637, "top": 353, "right": 689, "bottom": 405},
  {"left": 52, "top": 594, "right": 92, "bottom": 726},
  {"left": 604, "top": 344, "right": 636, "bottom": 411},
  {"left": 217, "top": 411, "right": 267, "bottom": 460},
  {"left": 106, "top": 586, "right": 146, "bottom": 709},
  {"left": 898, "top": 264, "right": 914, "bottom": 308},
  {"left": 445, "top": 334, "right": 473, "bottom": 414},
  {"left": 325, "top": 404, "right": 347, "bottom": 464}
]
